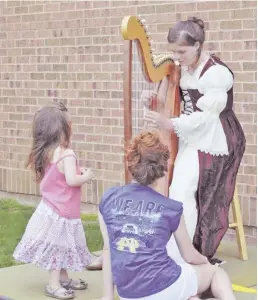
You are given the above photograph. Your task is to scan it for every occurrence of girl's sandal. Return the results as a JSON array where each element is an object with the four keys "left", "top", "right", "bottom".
[
  {"left": 45, "top": 286, "right": 75, "bottom": 299},
  {"left": 60, "top": 278, "right": 88, "bottom": 290}
]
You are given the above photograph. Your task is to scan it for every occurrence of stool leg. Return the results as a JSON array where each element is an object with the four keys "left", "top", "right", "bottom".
[{"left": 231, "top": 188, "right": 248, "bottom": 260}]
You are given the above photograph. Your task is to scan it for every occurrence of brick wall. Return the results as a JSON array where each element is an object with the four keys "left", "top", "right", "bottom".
[{"left": 0, "top": 1, "right": 256, "bottom": 242}]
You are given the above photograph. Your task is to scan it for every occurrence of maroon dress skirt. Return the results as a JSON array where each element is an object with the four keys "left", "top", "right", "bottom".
[{"left": 181, "top": 56, "right": 246, "bottom": 261}]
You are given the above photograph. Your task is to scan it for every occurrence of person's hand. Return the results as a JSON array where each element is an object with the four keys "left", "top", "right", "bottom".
[
  {"left": 144, "top": 109, "right": 173, "bottom": 132},
  {"left": 81, "top": 167, "right": 94, "bottom": 181},
  {"left": 143, "top": 107, "right": 158, "bottom": 130},
  {"left": 141, "top": 90, "right": 157, "bottom": 110}
]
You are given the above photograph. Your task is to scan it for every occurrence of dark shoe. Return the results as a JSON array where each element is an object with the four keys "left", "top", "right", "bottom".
[{"left": 209, "top": 257, "right": 227, "bottom": 266}]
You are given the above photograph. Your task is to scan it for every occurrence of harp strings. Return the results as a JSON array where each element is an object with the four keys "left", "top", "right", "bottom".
[{"left": 132, "top": 40, "right": 156, "bottom": 136}]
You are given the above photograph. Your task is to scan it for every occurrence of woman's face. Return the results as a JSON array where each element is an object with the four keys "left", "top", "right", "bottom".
[{"left": 170, "top": 41, "right": 199, "bottom": 66}]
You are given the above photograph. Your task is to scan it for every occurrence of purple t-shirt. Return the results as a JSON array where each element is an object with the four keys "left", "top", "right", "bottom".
[{"left": 99, "top": 183, "right": 183, "bottom": 298}]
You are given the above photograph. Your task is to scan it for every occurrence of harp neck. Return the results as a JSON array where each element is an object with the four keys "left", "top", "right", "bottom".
[{"left": 121, "top": 16, "right": 177, "bottom": 83}]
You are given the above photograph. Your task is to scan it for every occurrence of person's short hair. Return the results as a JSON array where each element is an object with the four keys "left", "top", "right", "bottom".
[{"left": 125, "top": 131, "right": 169, "bottom": 185}]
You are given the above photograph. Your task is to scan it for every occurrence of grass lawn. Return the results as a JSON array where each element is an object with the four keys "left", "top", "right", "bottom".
[{"left": 0, "top": 199, "right": 103, "bottom": 268}]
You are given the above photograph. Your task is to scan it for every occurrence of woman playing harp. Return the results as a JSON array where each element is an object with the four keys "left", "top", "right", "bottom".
[
  {"left": 86, "top": 15, "right": 181, "bottom": 273},
  {"left": 121, "top": 15, "right": 181, "bottom": 197},
  {"left": 145, "top": 17, "right": 246, "bottom": 265}
]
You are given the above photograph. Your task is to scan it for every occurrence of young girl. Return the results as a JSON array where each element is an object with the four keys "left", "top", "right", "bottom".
[
  {"left": 13, "top": 102, "right": 93, "bottom": 299},
  {"left": 98, "top": 131, "right": 236, "bottom": 300}
]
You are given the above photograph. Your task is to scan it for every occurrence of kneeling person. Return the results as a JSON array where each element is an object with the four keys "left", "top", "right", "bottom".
[{"left": 98, "top": 131, "right": 235, "bottom": 300}]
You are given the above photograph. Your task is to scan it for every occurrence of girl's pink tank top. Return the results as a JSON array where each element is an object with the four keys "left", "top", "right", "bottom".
[{"left": 40, "top": 155, "right": 81, "bottom": 219}]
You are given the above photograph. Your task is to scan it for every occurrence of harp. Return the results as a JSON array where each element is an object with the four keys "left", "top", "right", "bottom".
[{"left": 121, "top": 16, "right": 181, "bottom": 197}]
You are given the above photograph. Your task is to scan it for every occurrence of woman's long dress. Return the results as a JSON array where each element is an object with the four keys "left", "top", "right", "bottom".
[{"left": 166, "top": 55, "right": 246, "bottom": 263}]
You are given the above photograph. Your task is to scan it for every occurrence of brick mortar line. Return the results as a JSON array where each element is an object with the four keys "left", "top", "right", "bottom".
[
  {"left": 1, "top": 15, "right": 256, "bottom": 24},
  {"left": 3, "top": 7, "right": 257, "bottom": 17},
  {"left": 3, "top": 28, "right": 256, "bottom": 34},
  {"left": 0, "top": 45, "right": 255, "bottom": 49}
]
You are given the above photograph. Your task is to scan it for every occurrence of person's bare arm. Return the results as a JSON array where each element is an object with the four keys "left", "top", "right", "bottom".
[
  {"left": 174, "top": 215, "right": 208, "bottom": 265},
  {"left": 62, "top": 149, "right": 94, "bottom": 187},
  {"left": 98, "top": 210, "right": 114, "bottom": 300}
]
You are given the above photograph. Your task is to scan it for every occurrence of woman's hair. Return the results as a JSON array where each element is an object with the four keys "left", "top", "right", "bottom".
[
  {"left": 27, "top": 101, "right": 71, "bottom": 182},
  {"left": 167, "top": 17, "right": 205, "bottom": 46},
  {"left": 125, "top": 131, "right": 169, "bottom": 186}
]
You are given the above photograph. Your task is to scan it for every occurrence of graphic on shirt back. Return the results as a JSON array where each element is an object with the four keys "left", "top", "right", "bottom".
[{"left": 111, "top": 197, "right": 165, "bottom": 254}]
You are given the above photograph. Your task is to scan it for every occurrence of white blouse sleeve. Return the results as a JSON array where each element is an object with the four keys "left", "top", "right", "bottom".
[{"left": 172, "top": 64, "right": 233, "bottom": 156}]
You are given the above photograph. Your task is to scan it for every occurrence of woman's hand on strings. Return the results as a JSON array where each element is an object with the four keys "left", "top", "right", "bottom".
[
  {"left": 144, "top": 109, "right": 174, "bottom": 132},
  {"left": 141, "top": 90, "right": 157, "bottom": 110},
  {"left": 143, "top": 107, "right": 157, "bottom": 130}
]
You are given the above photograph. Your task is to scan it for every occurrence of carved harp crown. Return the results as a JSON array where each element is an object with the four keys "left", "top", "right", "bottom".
[{"left": 121, "top": 16, "right": 181, "bottom": 197}]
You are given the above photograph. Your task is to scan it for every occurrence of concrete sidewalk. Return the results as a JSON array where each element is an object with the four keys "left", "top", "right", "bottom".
[{"left": 0, "top": 242, "right": 256, "bottom": 300}]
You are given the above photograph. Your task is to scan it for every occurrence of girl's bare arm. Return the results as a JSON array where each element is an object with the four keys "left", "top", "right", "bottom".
[{"left": 63, "top": 149, "right": 93, "bottom": 187}]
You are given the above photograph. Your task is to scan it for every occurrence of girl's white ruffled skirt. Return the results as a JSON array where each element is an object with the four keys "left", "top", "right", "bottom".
[{"left": 13, "top": 201, "right": 91, "bottom": 271}]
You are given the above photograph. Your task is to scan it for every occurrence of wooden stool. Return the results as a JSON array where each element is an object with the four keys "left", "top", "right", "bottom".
[{"left": 229, "top": 187, "right": 248, "bottom": 260}]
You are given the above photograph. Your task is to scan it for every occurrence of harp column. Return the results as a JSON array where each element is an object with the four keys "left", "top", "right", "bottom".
[{"left": 123, "top": 40, "right": 133, "bottom": 184}]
